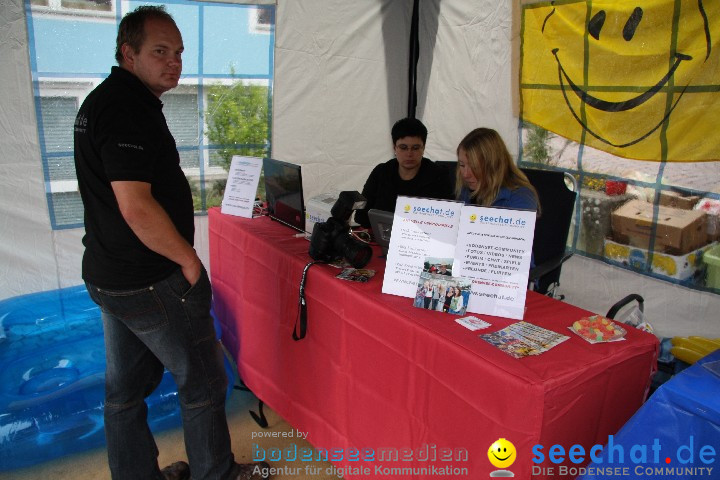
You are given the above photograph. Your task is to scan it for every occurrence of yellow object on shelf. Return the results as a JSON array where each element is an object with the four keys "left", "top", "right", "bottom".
[
  {"left": 705, "top": 244, "right": 720, "bottom": 289},
  {"left": 670, "top": 336, "right": 720, "bottom": 364},
  {"left": 670, "top": 346, "right": 706, "bottom": 365},
  {"left": 688, "top": 336, "right": 720, "bottom": 351}
]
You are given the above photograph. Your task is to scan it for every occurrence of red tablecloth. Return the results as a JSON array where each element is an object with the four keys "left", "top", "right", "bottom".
[{"left": 209, "top": 208, "right": 659, "bottom": 479}]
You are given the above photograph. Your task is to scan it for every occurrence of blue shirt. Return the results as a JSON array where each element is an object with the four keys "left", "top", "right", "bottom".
[{"left": 458, "top": 185, "right": 537, "bottom": 211}]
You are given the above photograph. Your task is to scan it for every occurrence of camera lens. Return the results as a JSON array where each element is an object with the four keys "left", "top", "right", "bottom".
[{"left": 336, "top": 235, "right": 372, "bottom": 269}]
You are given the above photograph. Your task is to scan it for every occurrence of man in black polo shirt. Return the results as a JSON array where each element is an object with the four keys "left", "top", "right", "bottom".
[
  {"left": 74, "top": 6, "right": 268, "bottom": 480},
  {"left": 354, "top": 117, "right": 454, "bottom": 228}
]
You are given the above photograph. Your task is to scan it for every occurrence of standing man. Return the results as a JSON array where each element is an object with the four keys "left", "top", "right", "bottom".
[
  {"left": 354, "top": 117, "right": 454, "bottom": 228},
  {"left": 74, "top": 6, "right": 268, "bottom": 480}
]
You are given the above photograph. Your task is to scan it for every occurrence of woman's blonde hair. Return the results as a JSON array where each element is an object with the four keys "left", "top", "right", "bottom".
[{"left": 455, "top": 128, "right": 538, "bottom": 207}]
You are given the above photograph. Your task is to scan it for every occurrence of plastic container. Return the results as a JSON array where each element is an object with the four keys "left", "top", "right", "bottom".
[
  {"left": 705, "top": 244, "right": 720, "bottom": 290},
  {"left": 0, "top": 286, "right": 233, "bottom": 471}
]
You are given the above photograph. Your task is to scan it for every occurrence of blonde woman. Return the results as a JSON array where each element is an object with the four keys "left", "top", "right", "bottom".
[{"left": 456, "top": 128, "right": 539, "bottom": 211}]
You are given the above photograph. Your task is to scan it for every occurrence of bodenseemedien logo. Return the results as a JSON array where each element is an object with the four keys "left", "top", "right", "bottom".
[{"left": 488, "top": 438, "right": 516, "bottom": 477}]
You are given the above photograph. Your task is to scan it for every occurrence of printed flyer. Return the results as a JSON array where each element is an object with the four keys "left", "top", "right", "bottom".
[
  {"left": 480, "top": 321, "right": 569, "bottom": 359},
  {"left": 220, "top": 156, "right": 263, "bottom": 218},
  {"left": 453, "top": 206, "right": 536, "bottom": 320},
  {"left": 382, "top": 196, "right": 463, "bottom": 298}
]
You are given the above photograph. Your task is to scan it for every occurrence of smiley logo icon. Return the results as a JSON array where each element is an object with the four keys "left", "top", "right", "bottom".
[
  {"left": 470, "top": 213, "right": 477, "bottom": 222},
  {"left": 488, "top": 438, "right": 516, "bottom": 469},
  {"left": 404, "top": 204, "right": 411, "bottom": 212},
  {"left": 521, "top": 0, "right": 720, "bottom": 161}
]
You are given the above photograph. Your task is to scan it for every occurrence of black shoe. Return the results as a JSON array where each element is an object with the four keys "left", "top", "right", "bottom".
[
  {"left": 161, "top": 461, "right": 191, "bottom": 480},
  {"left": 232, "top": 461, "right": 272, "bottom": 479}
]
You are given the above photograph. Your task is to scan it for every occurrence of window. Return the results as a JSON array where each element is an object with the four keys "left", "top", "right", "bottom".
[
  {"left": 249, "top": 6, "right": 274, "bottom": 34},
  {"left": 519, "top": 1, "right": 720, "bottom": 294},
  {"left": 519, "top": 125, "right": 720, "bottom": 293},
  {"left": 31, "top": 0, "right": 114, "bottom": 18},
  {"left": 26, "top": 0, "right": 275, "bottom": 228}
]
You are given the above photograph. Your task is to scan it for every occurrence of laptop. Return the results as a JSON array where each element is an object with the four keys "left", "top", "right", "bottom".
[
  {"left": 262, "top": 158, "right": 306, "bottom": 233},
  {"left": 367, "top": 208, "right": 394, "bottom": 256}
]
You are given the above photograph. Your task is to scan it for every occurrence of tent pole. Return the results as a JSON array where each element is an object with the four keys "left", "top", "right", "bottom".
[{"left": 407, "top": 0, "right": 419, "bottom": 118}]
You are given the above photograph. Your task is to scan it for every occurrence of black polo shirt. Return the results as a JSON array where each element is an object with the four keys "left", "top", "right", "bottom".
[
  {"left": 354, "top": 157, "right": 454, "bottom": 228},
  {"left": 74, "top": 66, "right": 194, "bottom": 289}
]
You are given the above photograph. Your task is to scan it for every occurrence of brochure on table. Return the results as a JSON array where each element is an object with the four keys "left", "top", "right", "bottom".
[
  {"left": 382, "top": 197, "right": 463, "bottom": 298},
  {"left": 382, "top": 196, "right": 536, "bottom": 320},
  {"left": 220, "top": 156, "right": 263, "bottom": 218}
]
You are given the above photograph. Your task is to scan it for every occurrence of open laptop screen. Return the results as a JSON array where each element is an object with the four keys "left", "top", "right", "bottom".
[
  {"left": 368, "top": 208, "right": 394, "bottom": 256},
  {"left": 263, "top": 158, "right": 305, "bottom": 232}
]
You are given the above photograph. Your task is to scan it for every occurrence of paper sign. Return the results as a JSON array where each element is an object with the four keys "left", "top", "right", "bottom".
[
  {"left": 220, "top": 156, "right": 263, "bottom": 218},
  {"left": 382, "top": 196, "right": 463, "bottom": 298},
  {"left": 453, "top": 206, "right": 536, "bottom": 320}
]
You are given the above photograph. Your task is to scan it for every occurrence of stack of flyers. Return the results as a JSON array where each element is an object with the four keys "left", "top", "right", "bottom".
[
  {"left": 480, "top": 321, "right": 569, "bottom": 359},
  {"left": 336, "top": 268, "right": 375, "bottom": 283},
  {"left": 455, "top": 316, "right": 491, "bottom": 331}
]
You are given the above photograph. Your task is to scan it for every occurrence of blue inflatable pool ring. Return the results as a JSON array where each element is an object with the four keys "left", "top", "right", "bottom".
[{"left": 0, "top": 285, "right": 234, "bottom": 471}]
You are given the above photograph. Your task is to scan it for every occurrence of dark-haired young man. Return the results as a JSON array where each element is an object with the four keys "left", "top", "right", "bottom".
[
  {"left": 354, "top": 117, "right": 454, "bottom": 227},
  {"left": 74, "top": 6, "right": 269, "bottom": 480}
]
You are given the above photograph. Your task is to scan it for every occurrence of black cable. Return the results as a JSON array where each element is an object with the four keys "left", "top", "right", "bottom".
[{"left": 294, "top": 260, "right": 324, "bottom": 341}]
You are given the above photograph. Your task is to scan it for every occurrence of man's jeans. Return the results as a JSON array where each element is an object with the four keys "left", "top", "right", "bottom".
[{"left": 86, "top": 267, "right": 234, "bottom": 480}]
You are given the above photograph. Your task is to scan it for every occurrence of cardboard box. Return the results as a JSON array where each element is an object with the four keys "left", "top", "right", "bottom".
[
  {"left": 604, "top": 239, "right": 716, "bottom": 282},
  {"left": 305, "top": 191, "right": 338, "bottom": 234},
  {"left": 611, "top": 199, "right": 707, "bottom": 255},
  {"left": 659, "top": 191, "right": 700, "bottom": 210}
]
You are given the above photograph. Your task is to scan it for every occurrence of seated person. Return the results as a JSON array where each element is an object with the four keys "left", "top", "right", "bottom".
[
  {"left": 354, "top": 117, "right": 454, "bottom": 228},
  {"left": 455, "top": 127, "right": 538, "bottom": 211},
  {"left": 456, "top": 127, "right": 539, "bottom": 270}
]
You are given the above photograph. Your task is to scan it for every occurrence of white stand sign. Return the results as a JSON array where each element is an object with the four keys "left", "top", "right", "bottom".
[
  {"left": 220, "top": 156, "right": 263, "bottom": 218},
  {"left": 382, "top": 196, "right": 463, "bottom": 298},
  {"left": 453, "top": 206, "right": 536, "bottom": 320}
]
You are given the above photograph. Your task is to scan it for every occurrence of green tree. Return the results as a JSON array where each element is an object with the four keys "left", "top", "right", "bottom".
[
  {"left": 523, "top": 123, "right": 552, "bottom": 165},
  {"left": 204, "top": 81, "right": 270, "bottom": 202},
  {"left": 205, "top": 82, "right": 270, "bottom": 172}
]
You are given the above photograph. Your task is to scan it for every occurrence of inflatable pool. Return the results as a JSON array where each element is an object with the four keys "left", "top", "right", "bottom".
[{"left": 0, "top": 285, "right": 233, "bottom": 471}]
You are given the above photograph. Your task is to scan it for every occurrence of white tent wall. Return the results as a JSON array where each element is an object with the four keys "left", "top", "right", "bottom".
[
  {"left": 561, "top": 256, "right": 720, "bottom": 338},
  {"left": 1, "top": 0, "right": 718, "bottom": 337},
  {"left": 271, "top": 0, "right": 414, "bottom": 198},
  {"left": 419, "top": 1, "right": 518, "bottom": 163},
  {"left": 0, "top": 0, "right": 76, "bottom": 297}
]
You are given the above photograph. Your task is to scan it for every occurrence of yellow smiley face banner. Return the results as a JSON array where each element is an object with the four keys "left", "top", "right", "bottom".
[{"left": 521, "top": 0, "right": 720, "bottom": 162}]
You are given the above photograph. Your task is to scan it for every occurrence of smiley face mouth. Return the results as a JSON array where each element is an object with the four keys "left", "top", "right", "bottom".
[
  {"left": 492, "top": 453, "right": 513, "bottom": 462},
  {"left": 552, "top": 48, "right": 691, "bottom": 148}
]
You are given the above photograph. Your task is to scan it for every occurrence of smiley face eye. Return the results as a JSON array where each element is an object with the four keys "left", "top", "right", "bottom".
[
  {"left": 588, "top": 10, "right": 606, "bottom": 40},
  {"left": 623, "top": 7, "right": 643, "bottom": 41}
]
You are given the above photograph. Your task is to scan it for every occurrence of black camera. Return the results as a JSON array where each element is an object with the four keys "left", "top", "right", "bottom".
[{"left": 308, "top": 191, "right": 373, "bottom": 268}]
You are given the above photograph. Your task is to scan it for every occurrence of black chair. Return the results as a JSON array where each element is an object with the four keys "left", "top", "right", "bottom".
[
  {"left": 522, "top": 167, "right": 578, "bottom": 298},
  {"left": 435, "top": 160, "right": 458, "bottom": 193}
]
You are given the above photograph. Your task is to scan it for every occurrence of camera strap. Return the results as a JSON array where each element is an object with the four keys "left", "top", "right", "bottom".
[{"left": 294, "top": 260, "right": 324, "bottom": 341}]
